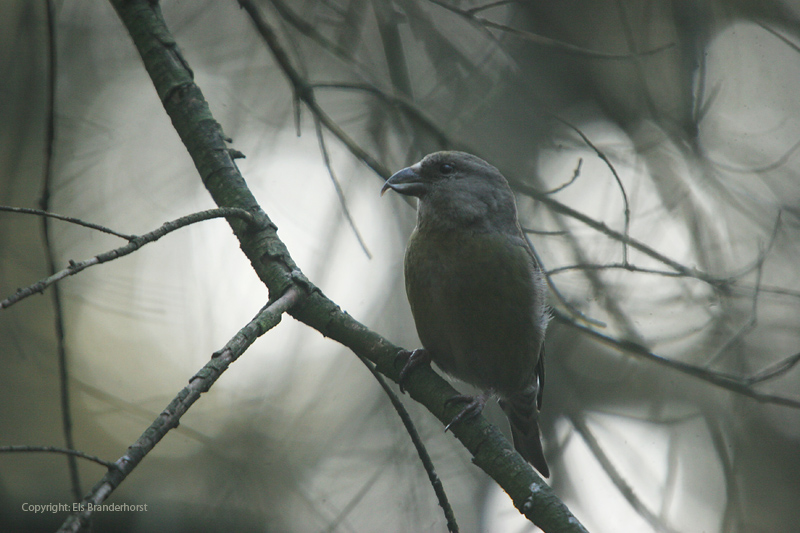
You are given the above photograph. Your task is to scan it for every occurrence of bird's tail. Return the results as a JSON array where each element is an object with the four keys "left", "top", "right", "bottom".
[{"left": 500, "top": 389, "right": 549, "bottom": 478}]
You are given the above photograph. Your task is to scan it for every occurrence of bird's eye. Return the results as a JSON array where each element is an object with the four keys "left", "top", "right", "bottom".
[{"left": 439, "top": 163, "right": 455, "bottom": 175}]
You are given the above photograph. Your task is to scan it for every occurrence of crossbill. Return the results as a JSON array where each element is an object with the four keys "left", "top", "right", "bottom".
[{"left": 382, "top": 151, "right": 550, "bottom": 477}]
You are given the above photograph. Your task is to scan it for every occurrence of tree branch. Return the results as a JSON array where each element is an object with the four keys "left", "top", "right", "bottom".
[
  {"left": 0, "top": 445, "right": 116, "bottom": 470},
  {"left": 57, "top": 289, "right": 300, "bottom": 533},
  {"left": 0, "top": 207, "right": 257, "bottom": 310}
]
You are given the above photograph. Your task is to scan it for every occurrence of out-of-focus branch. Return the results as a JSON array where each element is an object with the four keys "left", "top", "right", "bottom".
[
  {"left": 240, "top": 0, "right": 390, "bottom": 179},
  {"left": 429, "top": 0, "right": 675, "bottom": 60},
  {"left": 246, "top": 0, "right": 759, "bottom": 299},
  {"left": 313, "top": 117, "right": 372, "bottom": 259},
  {"left": 42, "top": 0, "right": 81, "bottom": 500},
  {"left": 359, "top": 357, "right": 459, "bottom": 533},
  {"left": 556, "top": 119, "right": 631, "bottom": 263},
  {"left": 248, "top": 0, "right": 799, "bottom": 407},
  {"left": 553, "top": 308, "right": 800, "bottom": 409},
  {"left": 569, "top": 412, "right": 679, "bottom": 533},
  {"left": 311, "top": 82, "right": 452, "bottom": 149}
]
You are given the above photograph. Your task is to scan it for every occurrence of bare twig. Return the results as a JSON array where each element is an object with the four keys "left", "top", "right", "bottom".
[
  {"left": 710, "top": 137, "right": 800, "bottom": 174},
  {"left": 240, "top": 0, "right": 391, "bottom": 178},
  {"left": 569, "top": 412, "right": 678, "bottom": 533},
  {"left": 522, "top": 228, "right": 568, "bottom": 236},
  {"left": 512, "top": 178, "right": 723, "bottom": 286},
  {"left": 0, "top": 206, "right": 134, "bottom": 241},
  {"left": 547, "top": 262, "right": 687, "bottom": 278},
  {"left": 311, "top": 82, "right": 451, "bottom": 149},
  {"left": 540, "top": 157, "right": 583, "bottom": 195},
  {"left": 553, "top": 308, "right": 800, "bottom": 409},
  {"left": 556, "top": 118, "right": 631, "bottom": 264},
  {"left": 704, "top": 255, "right": 765, "bottom": 368},
  {"left": 467, "top": 0, "right": 518, "bottom": 16},
  {"left": 373, "top": 0, "right": 413, "bottom": 97},
  {"left": 525, "top": 234, "right": 607, "bottom": 328},
  {"left": 0, "top": 445, "right": 116, "bottom": 470},
  {"left": 703, "top": 413, "right": 742, "bottom": 533},
  {"left": 757, "top": 20, "right": 800, "bottom": 54},
  {"left": 267, "top": 0, "right": 376, "bottom": 81},
  {"left": 314, "top": 117, "right": 373, "bottom": 259},
  {"left": 745, "top": 351, "right": 800, "bottom": 385},
  {"left": 1, "top": 207, "right": 257, "bottom": 310},
  {"left": 613, "top": 0, "right": 660, "bottom": 118},
  {"left": 429, "top": 0, "right": 674, "bottom": 60},
  {"left": 360, "top": 358, "right": 459, "bottom": 533},
  {"left": 41, "top": 0, "right": 81, "bottom": 501}
]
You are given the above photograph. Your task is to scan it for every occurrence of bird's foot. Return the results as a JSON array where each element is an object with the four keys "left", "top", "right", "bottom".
[
  {"left": 396, "top": 348, "right": 431, "bottom": 393},
  {"left": 443, "top": 392, "right": 491, "bottom": 432}
]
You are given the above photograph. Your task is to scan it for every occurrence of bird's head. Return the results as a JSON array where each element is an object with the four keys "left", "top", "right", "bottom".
[{"left": 381, "top": 151, "right": 519, "bottom": 232}]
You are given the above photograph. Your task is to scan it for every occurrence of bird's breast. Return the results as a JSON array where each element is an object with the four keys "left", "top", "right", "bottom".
[{"left": 404, "top": 228, "right": 545, "bottom": 395}]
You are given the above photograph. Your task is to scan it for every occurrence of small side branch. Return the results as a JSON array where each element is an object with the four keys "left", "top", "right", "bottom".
[
  {"left": 360, "top": 358, "right": 459, "bottom": 533},
  {"left": 0, "top": 207, "right": 257, "bottom": 310},
  {"left": 553, "top": 309, "right": 800, "bottom": 409},
  {"left": 0, "top": 206, "right": 135, "bottom": 240},
  {"left": 314, "top": 117, "right": 373, "bottom": 259},
  {"left": 57, "top": 289, "right": 300, "bottom": 533},
  {"left": 429, "top": 0, "right": 674, "bottom": 60},
  {"left": 557, "top": 119, "right": 631, "bottom": 264},
  {"left": 0, "top": 445, "right": 116, "bottom": 470}
]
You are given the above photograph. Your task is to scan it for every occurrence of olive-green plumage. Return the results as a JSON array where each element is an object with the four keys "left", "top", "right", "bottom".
[{"left": 382, "top": 151, "right": 550, "bottom": 477}]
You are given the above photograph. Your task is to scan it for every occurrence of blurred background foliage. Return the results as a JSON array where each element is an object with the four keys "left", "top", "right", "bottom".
[{"left": 2, "top": 0, "right": 800, "bottom": 531}]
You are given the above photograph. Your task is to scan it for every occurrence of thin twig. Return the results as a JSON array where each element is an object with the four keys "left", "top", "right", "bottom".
[
  {"left": 57, "top": 289, "right": 301, "bottom": 533},
  {"left": 613, "top": 0, "right": 660, "bottom": 119},
  {"left": 41, "top": 0, "right": 82, "bottom": 502},
  {"left": 569, "top": 412, "right": 678, "bottom": 533},
  {"left": 540, "top": 157, "right": 583, "bottom": 195},
  {"left": 745, "top": 351, "right": 800, "bottom": 385},
  {"left": 360, "top": 357, "right": 459, "bottom": 533},
  {"left": 704, "top": 254, "right": 765, "bottom": 368},
  {"left": 556, "top": 118, "right": 631, "bottom": 264},
  {"left": 547, "top": 262, "right": 688, "bottom": 278},
  {"left": 0, "top": 445, "right": 117, "bottom": 470},
  {"left": 701, "top": 411, "right": 742, "bottom": 532},
  {"left": 373, "top": 0, "right": 413, "bottom": 97},
  {"left": 757, "top": 20, "right": 800, "bottom": 54},
  {"left": 525, "top": 235, "right": 607, "bottom": 328},
  {"left": 467, "top": 0, "right": 518, "bottom": 15},
  {"left": 513, "top": 178, "right": 720, "bottom": 285},
  {"left": 311, "top": 82, "right": 451, "bottom": 149},
  {"left": 553, "top": 308, "right": 800, "bottom": 409},
  {"left": 522, "top": 228, "right": 568, "bottom": 236},
  {"left": 314, "top": 117, "right": 373, "bottom": 259},
  {"left": 709, "top": 137, "right": 800, "bottom": 174},
  {"left": 1, "top": 207, "right": 257, "bottom": 310},
  {"left": 429, "top": 0, "right": 674, "bottom": 60},
  {"left": 267, "top": 0, "right": 376, "bottom": 82},
  {"left": 0, "top": 206, "right": 135, "bottom": 241},
  {"left": 240, "top": 0, "right": 392, "bottom": 179}
]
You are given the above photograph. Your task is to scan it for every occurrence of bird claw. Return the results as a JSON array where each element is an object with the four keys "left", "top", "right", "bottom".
[
  {"left": 396, "top": 348, "right": 430, "bottom": 393},
  {"left": 443, "top": 393, "right": 490, "bottom": 432}
]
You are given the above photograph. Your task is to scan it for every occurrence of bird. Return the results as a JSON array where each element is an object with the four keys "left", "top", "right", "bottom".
[{"left": 381, "top": 151, "right": 550, "bottom": 477}]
